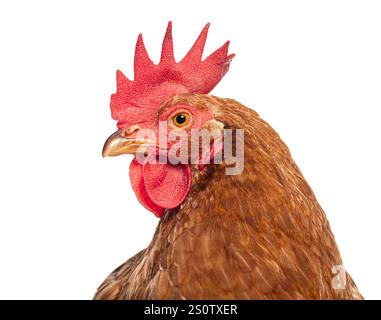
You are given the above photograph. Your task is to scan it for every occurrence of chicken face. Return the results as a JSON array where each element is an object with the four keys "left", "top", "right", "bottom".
[
  {"left": 102, "top": 23, "right": 234, "bottom": 217},
  {"left": 102, "top": 95, "right": 227, "bottom": 217}
]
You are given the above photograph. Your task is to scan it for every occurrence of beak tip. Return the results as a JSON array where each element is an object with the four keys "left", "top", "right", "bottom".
[
  {"left": 102, "top": 130, "right": 122, "bottom": 158},
  {"left": 101, "top": 147, "right": 108, "bottom": 158}
]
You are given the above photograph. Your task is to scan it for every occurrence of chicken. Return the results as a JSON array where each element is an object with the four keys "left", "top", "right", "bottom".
[{"left": 94, "top": 22, "right": 362, "bottom": 300}]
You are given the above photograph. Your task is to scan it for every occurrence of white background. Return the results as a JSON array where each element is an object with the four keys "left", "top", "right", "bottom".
[{"left": 0, "top": 0, "right": 380, "bottom": 299}]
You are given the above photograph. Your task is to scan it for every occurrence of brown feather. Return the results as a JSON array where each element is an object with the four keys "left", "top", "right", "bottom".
[{"left": 94, "top": 94, "right": 362, "bottom": 300}]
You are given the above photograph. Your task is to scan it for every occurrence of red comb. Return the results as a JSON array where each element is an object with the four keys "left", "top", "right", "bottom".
[{"left": 110, "top": 22, "right": 235, "bottom": 128}]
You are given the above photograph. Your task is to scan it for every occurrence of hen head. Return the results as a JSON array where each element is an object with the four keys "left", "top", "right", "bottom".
[{"left": 102, "top": 22, "right": 236, "bottom": 218}]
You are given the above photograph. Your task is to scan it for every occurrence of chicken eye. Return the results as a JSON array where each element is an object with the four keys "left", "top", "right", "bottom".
[{"left": 172, "top": 112, "right": 191, "bottom": 128}]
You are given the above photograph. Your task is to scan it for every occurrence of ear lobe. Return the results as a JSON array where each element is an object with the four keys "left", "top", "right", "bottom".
[{"left": 204, "top": 119, "right": 225, "bottom": 131}]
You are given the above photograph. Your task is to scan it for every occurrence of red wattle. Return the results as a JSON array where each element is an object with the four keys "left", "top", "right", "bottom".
[
  {"left": 129, "top": 158, "right": 191, "bottom": 218},
  {"left": 129, "top": 159, "right": 165, "bottom": 217}
]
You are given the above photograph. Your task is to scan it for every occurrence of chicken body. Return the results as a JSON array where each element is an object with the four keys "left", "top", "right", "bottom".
[{"left": 95, "top": 95, "right": 362, "bottom": 299}]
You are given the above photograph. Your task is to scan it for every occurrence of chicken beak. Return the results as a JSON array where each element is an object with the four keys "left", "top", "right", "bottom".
[{"left": 102, "top": 129, "right": 153, "bottom": 157}]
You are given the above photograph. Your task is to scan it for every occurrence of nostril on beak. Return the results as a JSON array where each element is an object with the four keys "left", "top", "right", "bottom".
[{"left": 123, "top": 124, "right": 141, "bottom": 137}]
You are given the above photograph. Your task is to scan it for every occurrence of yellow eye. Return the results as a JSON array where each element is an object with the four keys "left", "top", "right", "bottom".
[{"left": 172, "top": 112, "right": 191, "bottom": 128}]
